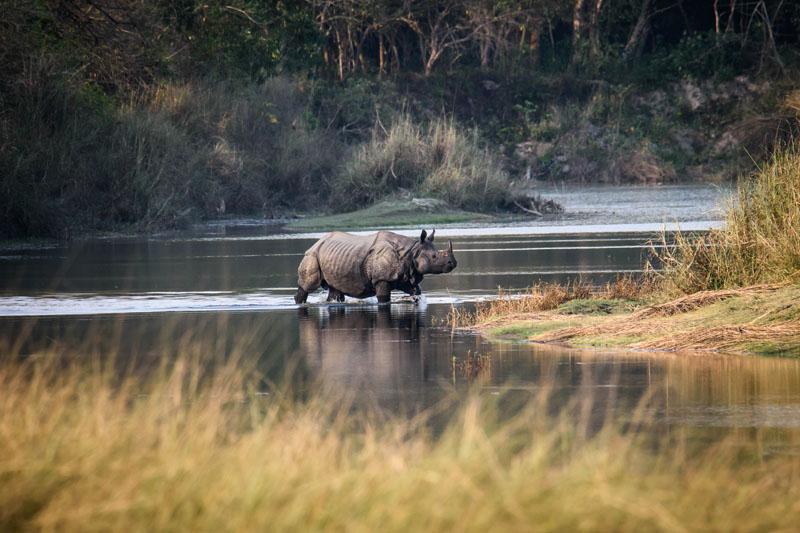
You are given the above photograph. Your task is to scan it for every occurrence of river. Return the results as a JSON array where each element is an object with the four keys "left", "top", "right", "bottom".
[{"left": 2, "top": 185, "right": 800, "bottom": 445}]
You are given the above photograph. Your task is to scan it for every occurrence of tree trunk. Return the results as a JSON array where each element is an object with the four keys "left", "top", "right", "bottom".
[
  {"left": 335, "top": 29, "right": 345, "bottom": 81},
  {"left": 623, "top": 0, "right": 652, "bottom": 60},
  {"left": 588, "top": 0, "right": 604, "bottom": 59},
  {"left": 378, "top": 33, "right": 385, "bottom": 75},
  {"left": 725, "top": 0, "right": 737, "bottom": 32},
  {"left": 572, "top": 0, "right": 588, "bottom": 63},
  {"left": 479, "top": 34, "right": 491, "bottom": 69}
]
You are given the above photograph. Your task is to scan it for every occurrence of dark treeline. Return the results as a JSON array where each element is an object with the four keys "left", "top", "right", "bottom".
[
  {"left": 4, "top": 1, "right": 797, "bottom": 85},
  {"left": 1, "top": 1, "right": 799, "bottom": 238}
]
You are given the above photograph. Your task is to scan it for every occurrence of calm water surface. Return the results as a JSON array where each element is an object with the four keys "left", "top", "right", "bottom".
[{"left": 2, "top": 185, "right": 799, "bottom": 442}]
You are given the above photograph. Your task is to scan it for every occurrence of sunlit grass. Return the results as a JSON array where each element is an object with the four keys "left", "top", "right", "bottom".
[
  {"left": 655, "top": 145, "right": 800, "bottom": 293},
  {"left": 333, "top": 114, "right": 512, "bottom": 212},
  {"left": 2, "top": 348, "right": 799, "bottom": 530},
  {"left": 449, "top": 277, "right": 654, "bottom": 329}
]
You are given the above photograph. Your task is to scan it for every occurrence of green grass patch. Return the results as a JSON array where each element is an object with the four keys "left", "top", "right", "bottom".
[
  {"left": 287, "top": 198, "right": 492, "bottom": 230},
  {"left": 488, "top": 320, "right": 583, "bottom": 340},
  {"left": 570, "top": 334, "right": 649, "bottom": 347},
  {"left": 557, "top": 298, "right": 641, "bottom": 315},
  {"left": 741, "top": 340, "right": 800, "bottom": 357}
]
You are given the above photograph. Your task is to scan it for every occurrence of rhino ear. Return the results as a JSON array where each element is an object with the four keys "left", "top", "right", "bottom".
[
  {"left": 427, "top": 229, "right": 435, "bottom": 242},
  {"left": 420, "top": 229, "right": 427, "bottom": 243}
]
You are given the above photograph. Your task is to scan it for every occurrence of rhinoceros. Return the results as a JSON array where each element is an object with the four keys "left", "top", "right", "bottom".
[{"left": 294, "top": 229, "right": 457, "bottom": 304}]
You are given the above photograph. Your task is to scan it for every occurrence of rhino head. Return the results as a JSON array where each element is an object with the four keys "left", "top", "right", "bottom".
[{"left": 413, "top": 229, "right": 457, "bottom": 275}]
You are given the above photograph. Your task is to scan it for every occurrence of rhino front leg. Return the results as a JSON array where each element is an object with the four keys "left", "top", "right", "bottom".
[
  {"left": 394, "top": 280, "right": 421, "bottom": 299},
  {"left": 375, "top": 281, "right": 391, "bottom": 304}
]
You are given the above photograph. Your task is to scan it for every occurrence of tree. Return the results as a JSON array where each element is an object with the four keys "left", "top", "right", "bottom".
[
  {"left": 572, "top": 0, "right": 604, "bottom": 64},
  {"left": 623, "top": 0, "right": 652, "bottom": 61}
]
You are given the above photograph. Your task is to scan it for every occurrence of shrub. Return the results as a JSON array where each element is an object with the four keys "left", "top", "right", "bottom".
[
  {"left": 333, "top": 115, "right": 511, "bottom": 212},
  {"left": 0, "top": 70, "right": 344, "bottom": 237},
  {"left": 655, "top": 145, "right": 800, "bottom": 292}
]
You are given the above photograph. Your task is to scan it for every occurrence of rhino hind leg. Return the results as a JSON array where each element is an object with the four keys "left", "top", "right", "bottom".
[
  {"left": 326, "top": 288, "right": 346, "bottom": 303},
  {"left": 294, "top": 287, "right": 308, "bottom": 304},
  {"left": 295, "top": 254, "right": 322, "bottom": 304}
]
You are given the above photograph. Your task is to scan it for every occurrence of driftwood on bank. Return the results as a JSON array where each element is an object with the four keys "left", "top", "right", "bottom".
[{"left": 511, "top": 194, "right": 563, "bottom": 217}]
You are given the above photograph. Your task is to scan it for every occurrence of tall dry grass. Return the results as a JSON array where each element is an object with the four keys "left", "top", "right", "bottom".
[
  {"left": 449, "top": 277, "right": 652, "bottom": 328},
  {"left": 655, "top": 145, "right": 800, "bottom": 293},
  {"left": 1, "top": 349, "right": 800, "bottom": 531},
  {"left": 333, "top": 114, "right": 511, "bottom": 211}
]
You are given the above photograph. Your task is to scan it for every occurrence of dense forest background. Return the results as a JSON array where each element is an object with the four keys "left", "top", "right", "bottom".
[{"left": 2, "top": 0, "right": 799, "bottom": 237}]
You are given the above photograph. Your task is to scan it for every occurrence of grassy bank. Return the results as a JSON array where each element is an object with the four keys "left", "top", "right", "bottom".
[
  {"left": 0, "top": 72, "right": 524, "bottom": 238},
  {"left": 2, "top": 351, "right": 800, "bottom": 531},
  {"left": 287, "top": 198, "right": 491, "bottom": 231},
  {"left": 4, "top": 1, "right": 800, "bottom": 239},
  {"left": 459, "top": 283, "right": 800, "bottom": 356},
  {"left": 456, "top": 142, "right": 800, "bottom": 356}
]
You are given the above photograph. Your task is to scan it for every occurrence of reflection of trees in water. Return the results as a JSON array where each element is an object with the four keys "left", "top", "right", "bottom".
[
  {"left": 5, "top": 309, "right": 800, "bottom": 433},
  {"left": 1, "top": 312, "right": 310, "bottom": 388}
]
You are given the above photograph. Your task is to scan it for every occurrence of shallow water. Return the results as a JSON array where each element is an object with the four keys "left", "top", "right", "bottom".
[{"left": 1, "top": 185, "right": 799, "bottom": 440}]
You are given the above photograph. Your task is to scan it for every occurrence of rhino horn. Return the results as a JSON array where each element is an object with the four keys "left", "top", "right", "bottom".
[{"left": 448, "top": 240, "right": 453, "bottom": 253}]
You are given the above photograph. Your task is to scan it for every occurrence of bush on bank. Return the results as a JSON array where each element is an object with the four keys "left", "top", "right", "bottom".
[
  {"left": 0, "top": 65, "right": 517, "bottom": 238},
  {"left": 657, "top": 143, "right": 800, "bottom": 292},
  {"left": 333, "top": 115, "right": 511, "bottom": 212},
  {"left": 0, "top": 64, "right": 344, "bottom": 238}
]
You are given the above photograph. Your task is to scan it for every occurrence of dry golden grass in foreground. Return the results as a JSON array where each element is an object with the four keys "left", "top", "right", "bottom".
[{"left": 2, "top": 352, "right": 800, "bottom": 531}]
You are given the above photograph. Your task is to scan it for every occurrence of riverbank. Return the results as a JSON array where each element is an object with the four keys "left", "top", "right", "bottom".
[
  {"left": 287, "top": 198, "right": 492, "bottom": 230},
  {"left": 462, "top": 283, "right": 800, "bottom": 356},
  {"left": 457, "top": 143, "right": 800, "bottom": 357}
]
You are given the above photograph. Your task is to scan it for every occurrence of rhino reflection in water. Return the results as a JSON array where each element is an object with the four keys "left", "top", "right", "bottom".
[
  {"left": 298, "top": 306, "right": 433, "bottom": 392},
  {"left": 294, "top": 229, "right": 457, "bottom": 304}
]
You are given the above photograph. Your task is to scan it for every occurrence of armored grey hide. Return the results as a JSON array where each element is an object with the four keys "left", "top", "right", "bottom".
[{"left": 294, "top": 230, "right": 457, "bottom": 304}]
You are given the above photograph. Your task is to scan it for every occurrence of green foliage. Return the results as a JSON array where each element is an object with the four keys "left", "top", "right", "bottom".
[
  {"left": 310, "top": 77, "right": 403, "bottom": 142},
  {"left": 0, "top": 66, "right": 344, "bottom": 237},
  {"left": 634, "top": 32, "right": 747, "bottom": 84},
  {"left": 177, "top": 1, "right": 322, "bottom": 79}
]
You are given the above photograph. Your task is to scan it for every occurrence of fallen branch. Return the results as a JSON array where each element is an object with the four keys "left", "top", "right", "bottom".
[{"left": 513, "top": 199, "right": 542, "bottom": 217}]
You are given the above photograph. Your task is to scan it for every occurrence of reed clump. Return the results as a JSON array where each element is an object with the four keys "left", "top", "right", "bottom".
[
  {"left": 655, "top": 145, "right": 800, "bottom": 293},
  {"left": 1, "top": 350, "right": 800, "bottom": 531},
  {"left": 333, "top": 114, "right": 511, "bottom": 212},
  {"left": 449, "top": 277, "right": 651, "bottom": 328}
]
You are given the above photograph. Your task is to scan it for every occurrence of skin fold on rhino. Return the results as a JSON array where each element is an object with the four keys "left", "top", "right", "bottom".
[{"left": 294, "top": 229, "right": 457, "bottom": 304}]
